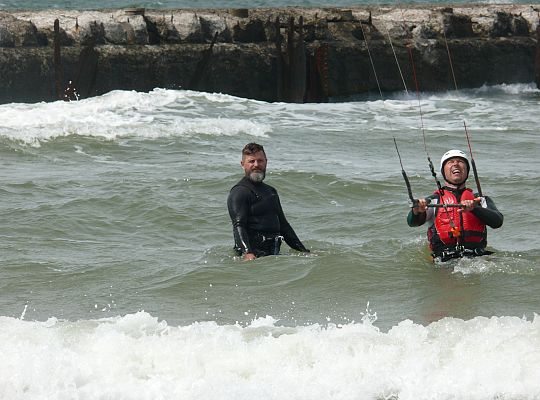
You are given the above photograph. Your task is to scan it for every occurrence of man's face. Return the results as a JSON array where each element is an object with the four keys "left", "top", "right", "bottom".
[
  {"left": 241, "top": 151, "right": 267, "bottom": 183},
  {"left": 443, "top": 157, "right": 468, "bottom": 185}
]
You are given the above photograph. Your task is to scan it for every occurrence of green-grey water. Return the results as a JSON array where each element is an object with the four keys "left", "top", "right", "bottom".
[
  {"left": 1, "top": 86, "right": 539, "bottom": 328},
  {"left": 1, "top": 85, "right": 539, "bottom": 399}
]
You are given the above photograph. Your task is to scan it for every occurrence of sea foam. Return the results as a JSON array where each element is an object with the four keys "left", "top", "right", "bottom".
[
  {"left": 1, "top": 311, "right": 539, "bottom": 399},
  {"left": 0, "top": 89, "right": 271, "bottom": 145}
]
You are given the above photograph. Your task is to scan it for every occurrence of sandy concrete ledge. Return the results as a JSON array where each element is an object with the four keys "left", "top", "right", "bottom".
[{"left": 0, "top": 5, "right": 538, "bottom": 103}]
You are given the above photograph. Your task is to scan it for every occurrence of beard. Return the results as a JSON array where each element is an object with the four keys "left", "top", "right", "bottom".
[{"left": 247, "top": 170, "right": 265, "bottom": 183}]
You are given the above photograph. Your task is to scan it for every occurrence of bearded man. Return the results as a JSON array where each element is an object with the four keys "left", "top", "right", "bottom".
[
  {"left": 227, "top": 143, "right": 310, "bottom": 260},
  {"left": 407, "top": 149, "right": 503, "bottom": 262}
]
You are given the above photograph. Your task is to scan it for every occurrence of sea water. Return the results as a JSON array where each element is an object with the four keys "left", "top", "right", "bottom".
[{"left": 1, "top": 79, "right": 539, "bottom": 397}]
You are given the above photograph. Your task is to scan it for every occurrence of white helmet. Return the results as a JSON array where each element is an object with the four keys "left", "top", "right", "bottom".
[{"left": 440, "top": 149, "right": 470, "bottom": 181}]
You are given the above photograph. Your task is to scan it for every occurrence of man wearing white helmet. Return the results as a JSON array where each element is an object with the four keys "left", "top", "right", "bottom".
[{"left": 407, "top": 149, "right": 503, "bottom": 262}]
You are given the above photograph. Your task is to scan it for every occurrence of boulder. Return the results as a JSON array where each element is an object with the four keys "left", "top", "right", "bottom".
[
  {"left": 232, "top": 18, "right": 266, "bottom": 43},
  {"left": 171, "top": 12, "right": 204, "bottom": 43},
  {"left": 443, "top": 12, "right": 475, "bottom": 38},
  {"left": 0, "top": 13, "right": 44, "bottom": 46},
  {"left": 199, "top": 13, "right": 232, "bottom": 43}
]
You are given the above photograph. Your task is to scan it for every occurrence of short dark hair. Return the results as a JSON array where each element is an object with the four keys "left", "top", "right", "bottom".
[{"left": 242, "top": 142, "right": 265, "bottom": 157}]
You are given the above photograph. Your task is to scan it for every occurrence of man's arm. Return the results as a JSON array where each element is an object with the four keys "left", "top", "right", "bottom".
[
  {"left": 407, "top": 195, "right": 437, "bottom": 227},
  {"left": 281, "top": 222, "right": 309, "bottom": 252},
  {"left": 227, "top": 186, "right": 255, "bottom": 258},
  {"left": 407, "top": 208, "right": 427, "bottom": 227},
  {"left": 275, "top": 194, "right": 309, "bottom": 253},
  {"left": 471, "top": 195, "right": 503, "bottom": 229}
]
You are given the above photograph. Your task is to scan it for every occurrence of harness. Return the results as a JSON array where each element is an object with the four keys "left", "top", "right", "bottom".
[
  {"left": 428, "top": 188, "right": 488, "bottom": 261},
  {"left": 254, "top": 233, "right": 284, "bottom": 255},
  {"left": 432, "top": 188, "right": 486, "bottom": 246},
  {"left": 438, "top": 247, "right": 492, "bottom": 262}
]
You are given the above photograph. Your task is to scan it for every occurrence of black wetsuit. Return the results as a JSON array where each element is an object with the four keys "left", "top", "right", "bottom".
[
  {"left": 227, "top": 176, "right": 309, "bottom": 257},
  {"left": 407, "top": 187, "right": 503, "bottom": 261}
]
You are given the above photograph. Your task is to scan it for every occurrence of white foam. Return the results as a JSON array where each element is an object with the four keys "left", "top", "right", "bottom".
[
  {"left": 1, "top": 311, "right": 539, "bottom": 399},
  {"left": 0, "top": 83, "right": 535, "bottom": 146},
  {"left": 0, "top": 89, "right": 271, "bottom": 145},
  {"left": 473, "top": 82, "right": 539, "bottom": 95}
]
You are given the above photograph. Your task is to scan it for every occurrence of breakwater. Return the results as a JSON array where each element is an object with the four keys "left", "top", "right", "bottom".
[{"left": 0, "top": 5, "right": 539, "bottom": 103}]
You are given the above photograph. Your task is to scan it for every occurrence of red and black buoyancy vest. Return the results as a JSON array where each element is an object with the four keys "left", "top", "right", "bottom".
[{"left": 428, "top": 188, "right": 486, "bottom": 249}]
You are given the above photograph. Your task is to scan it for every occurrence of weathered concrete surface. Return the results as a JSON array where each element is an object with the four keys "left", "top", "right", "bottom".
[
  {"left": 0, "top": 5, "right": 538, "bottom": 103},
  {"left": 536, "top": 23, "right": 540, "bottom": 89}
]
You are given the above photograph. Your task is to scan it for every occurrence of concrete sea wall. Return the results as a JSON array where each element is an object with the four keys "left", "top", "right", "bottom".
[{"left": 0, "top": 5, "right": 539, "bottom": 103}]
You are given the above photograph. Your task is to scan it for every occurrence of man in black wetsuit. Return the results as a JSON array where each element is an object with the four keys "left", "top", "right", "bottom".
[
  {"left": 227, "top": 143, "right": 310, "bottom": 260},
  {"left": 407, "top": 149, "right": 503, "bottom": 262}
]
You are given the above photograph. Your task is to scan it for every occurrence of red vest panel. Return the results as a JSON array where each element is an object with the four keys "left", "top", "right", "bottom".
[{"left": 433, "top": 189, "right": 486, "bottom": 246}]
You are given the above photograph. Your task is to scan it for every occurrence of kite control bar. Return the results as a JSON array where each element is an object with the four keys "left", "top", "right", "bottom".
[{"left": 420, "top": 197, "right": 482, "bottom": 208}]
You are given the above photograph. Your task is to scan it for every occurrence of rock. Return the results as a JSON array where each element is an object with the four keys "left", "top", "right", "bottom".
[
  {"left": 0, "top": 25, "right": 15, "bottom": 47},
  {"left": 412, "top": 23, "right": 438, "bottom": 40},
  {"left": 536, "top": 24, "right": 540, "bottom": 89},
  {"left": 199, "top": 13, "right": 232, "bottom": 43},
  {"left": 0, "top": 5, "right": 537, "bottom": 104},
  {"left": 0, "top": 13, "right": 44, "bottom": 46},
  {"left": 74, "top": 15, "right": 106, "bottom": 45},
  {"left": 490, "top": 11, "right": 529, "bottom": 37},
  {"left": 328, "top": 21, "right": 365, "bottom": 42},
  {"left": 171, "top": 12, "right": 204, "bottom": 43},
  {"left": 102, "top": 20, "right": 128, "bottom": 44},
  {"left": 443, "top": 12, "right": 475, "bottom": 38},
  {"left": 511, "top": 14, "right": 530, "bottom": 36},
  {"left": 146, "top": 15, "right": 181, "bottom": 43},
  {"left": 232, "top": 18, "right": 266, "bottom": 43},
  {"left": 119, "top": 14, "right": 148, "bottom": 44}
]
